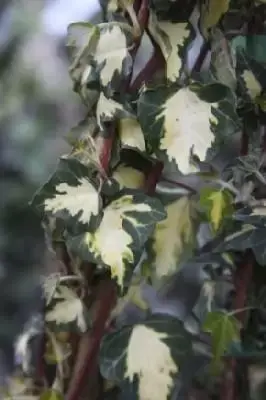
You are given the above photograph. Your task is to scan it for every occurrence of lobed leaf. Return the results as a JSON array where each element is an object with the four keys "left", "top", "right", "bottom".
[
  {"left": 203, "top": 311, "right": 240, "bottom": 373},
  {"left": 67, "top": 190, "right": 166, "bottom": 289},
  {"left": 93, "top": 24, "right": 133, "bottom": 93},
  {"left": 45, "top": 285, "right": 91, "bottom": 333},
  {"left": 31, "top": 158, "right": 102, "bottom": 232},
  {"left": 99, "top": 315, "right": 193, "bottom": 400},
  {"left": 138, "top": 83, "right": 239, "bottom": 174},
  {"left": 148, "top": 10, "right": 194, "bottom": 82}
]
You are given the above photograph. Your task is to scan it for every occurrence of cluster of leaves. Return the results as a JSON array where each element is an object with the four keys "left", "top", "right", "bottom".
[{"left": 7, "top": 0, "right": 266, "bottom": 399}]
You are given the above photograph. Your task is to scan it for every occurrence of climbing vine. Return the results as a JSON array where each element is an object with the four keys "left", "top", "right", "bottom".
[{"left": 5, "top": 0, "right": 266, "bottom": 399}]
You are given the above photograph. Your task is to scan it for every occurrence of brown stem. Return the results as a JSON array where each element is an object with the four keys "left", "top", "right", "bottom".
[
  {"left": 219, "top": 126, "right": 251, "bottom": 400},
  {"left": 219, "top": 253, "right": 254, "bottom": 400},
  {"left": 145, "top": 161, "right": 164, "bottom": 195},
  {"left": 66, "top": 280, "right": 117, "bottom": 400}
]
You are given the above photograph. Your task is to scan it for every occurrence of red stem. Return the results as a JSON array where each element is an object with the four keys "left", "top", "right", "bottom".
[
  {"left": 145, "top": 161, "right": 164, "bottom": 195},
  {"left": 66, "top": 281, "right": 117, "bottom": 400},
  {"left": 219, "top": 255, "right": 254, "bottom": 400}
]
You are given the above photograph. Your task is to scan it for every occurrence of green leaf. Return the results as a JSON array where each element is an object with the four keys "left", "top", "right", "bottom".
[
  {"left": 217, "top": 224, "right": 266, "bottom": 265},
  {"left": 199, "top": 0, "right": 231, "bottom": 39},
  {"left": 99, "top": 315, "right": 193, "bottom": 400},
  {"left": 234, "top": 203, "right": 266, "bottom": 227},
  {"left": 112, "top": 164, "right": 146, "bottom": 189},
  {"left": 137, "top": 84, "right": 240, "bottom": 174},
  {"left": 31, "top": 158, "right": 102, "bottom": 232},
  {"left": 144, "top": 196, "right": 198, "bottom": 281},
  {"left": 67, "top": 190, "right": 166, "bottom": 289},
  {"left": 119, "top": 118, "right": 146, "bottom": 152},
  {"left": 199, "top": 188, "right": 234, "bottom": 232},
  {"left": 148, "top": 10, "right": 194, "bottom": 82},
  {"left": 40, "top": 389, "right": 64, "bottom": 400},
  {"left": 203, "top": 311, "right": 240, "bottom": 373},
  {"left": 45, "top": 285, "right": 91, "bottom": 333}
]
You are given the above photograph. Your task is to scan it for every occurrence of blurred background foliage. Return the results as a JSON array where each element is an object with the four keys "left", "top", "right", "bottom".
[{"left": 0, "top": 0, "right": 100, "bottom": 369}]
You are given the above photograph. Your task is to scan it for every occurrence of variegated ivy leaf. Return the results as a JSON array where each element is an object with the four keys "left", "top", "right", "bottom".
[
  {"left": 112, "top": 164, "right": 145, "bottom": 189},
  {"left": 138, "top": 83, "right": 239, "bottom": 174},
  {"left": 45, "top": 285, "right": 90, "bottom": 333},
  {"left": 67, "top": 190, "right": 166, "bottom": 289},
  {"left": 100, "top": 0, "right": 134, "bottom": 19},
  {"left": 96, "top": 93, "right": 132, "bottom": 129},
  {"left": 66, "top": 118, "right": 107, "bottom": 172},
  {"left": 199, "top": 0, "right": 231, "bottom": 39},
  {"left": 231, "top": 45, "right": 266, "bottom": 104},
  {"left": 215, "top": 224, "right": 266, "bottom": 265},
  {"left": 31, "top": 158, "right": 101, "bottom": 233},
  {"left": 119, "top": 118, "right": 146, "bottom": 152},
  {"left": 199, "top": 187, "right": 234, "bottom": 233},
  {"left": 148, "top": 10, "right": 194, "bottom": 82},
  {"left": 144, "top": 196, "right": 198, "bottom": 281},
  {"left": 67, "top": 22, "right": 99, "bottom": 68},
  {"left": 93, "top": 23, "right": 133, "bottom": 93},
  {"left": 99, "top": 315, "right": 193, "bottom": 400}
]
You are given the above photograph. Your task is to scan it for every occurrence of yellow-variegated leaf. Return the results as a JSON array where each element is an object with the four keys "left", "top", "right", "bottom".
[
  {"left": 94, "top": 24, "right": 133, "bottom": 89},
  {"left": 241, "top": 69, "right": 262, "bottom": 100},
  {"left": 148, "top": 10, "right": 193, "bottom": 82},
  {"left": 119, "top": 118, "right": 146, "bottom": 151},
  {"left": 200, "top": 0, "right": 230, "bottom": 38},
  {"left": 138, "top": 83, "right": 240, "bottom": 174},
  {"left": 146, "top": 196, "right": 198, "bottom": 280},
  {"left": 31, "top": 158, "right": 101, "bottom": 232},
  {"left": 138, "top": 86, "right": 218, "bottom": 174},
  {"left": 45, "top": 286, "right": 90, "bottom": 333},
  {"left": 99, "top": 315, "right": 193, "bottom": 400},
  {"left": 67, "top": 191, "right": 166, "bottom": 289},
  {"left": 199, "top": 187, "right": 234, "bottom": 232},
  {"left": 96, "top": 93, "right": 131, "bottom": 129},
  {"left": 112, "top": 164, "right": 145, "bottom": 189},
  {"left": 66, "top": 22, "right": 98, "bottom": 68}
]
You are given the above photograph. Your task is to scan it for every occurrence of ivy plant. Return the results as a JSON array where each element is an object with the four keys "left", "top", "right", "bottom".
[{"left": 6, "top": 0, "right": 266, "bottom": 399}]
